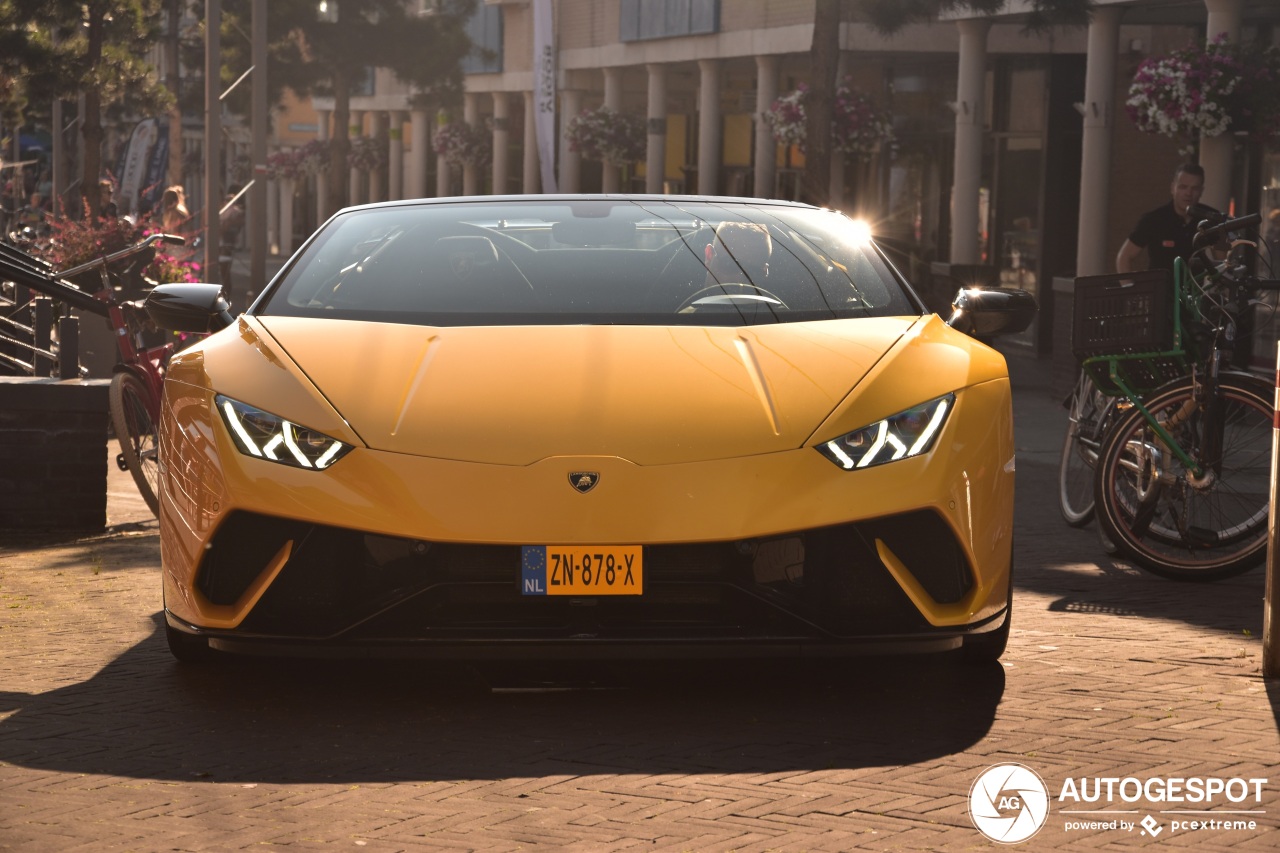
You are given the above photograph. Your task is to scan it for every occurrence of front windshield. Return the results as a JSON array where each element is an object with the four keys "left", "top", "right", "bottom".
[{"left": 256, "top": 198, "right": 920, "bottom": 326}]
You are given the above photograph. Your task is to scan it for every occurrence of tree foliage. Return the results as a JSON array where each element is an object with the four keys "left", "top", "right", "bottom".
[
  {"left": 0, "top": 2, "right": 46, "bottom": 129},
  {"left": 204, "top": 0, "right": 475, "bottom": 215},
  {"left": 7, "top": 0, "right": 172, "bottom": 216}
]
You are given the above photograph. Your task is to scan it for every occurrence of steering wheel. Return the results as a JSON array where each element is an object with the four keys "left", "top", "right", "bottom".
[{"left": 676, "top": 282, "right": 789, "bottom": 314}]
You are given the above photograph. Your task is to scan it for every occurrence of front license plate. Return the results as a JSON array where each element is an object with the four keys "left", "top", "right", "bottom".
[{"left": 521, "top": 545, "right": 643, "bottom": 596}]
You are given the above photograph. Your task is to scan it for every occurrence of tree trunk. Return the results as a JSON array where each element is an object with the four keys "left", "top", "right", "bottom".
[
  {"left": 803, "top": 0, "right": 842, "bottom": 207},
  {"left": 81, "top": 5, "right": 106, "bottom": 220},
  {"left": 327, "top": 69, "right": 350, "bottom": 217}
]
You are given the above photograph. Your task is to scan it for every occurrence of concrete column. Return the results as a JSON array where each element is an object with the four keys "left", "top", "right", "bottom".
[
  {"left": 560, "top": 88, "right": 583, "bottom": 193},
  {"left": 371, "top": 111, "right": 390, "bottom": 203},
  {"left": 492, "top": 92, "right": 511, "bottom": 196},
  {"left": 1076, "top": 6, "right": 1121, "bottom": 276},
  {"left": 602, "top": 67, "right": 624, "bottom": 193},
  {"left": 410, "top": 109, "right": 428, "bottom": 198},
  {"left": 1200, "top": 0, "right": 1242, "bottom": 212},
  {"left": 950, "top": 19, "right": 990, "bottom": 264},
  {"left": 388, "top": 111, "right": 405, "bottom": 202},
  {"left": 463, "top": 93, "right": 480, "bottom": 196},
  {"left": 754, "top": 55, "right": 779, "bottom": 199},
  {"left": 436, "top": 112, "right": 451, "bottom": 196},
  {"left": 829, "top": 53, "right": 850, "bottom": 208},
  {"left": 315, "top": 109, "right": 330, "bottom": 224},
  {"left": 267, "top": 177, "right": 279, "bottom": 254},
  {"left": 523, "top": 91, "right": 540, "bottom": 193},
  {"left": 697, "top": 59, "right": 722, "bottom": 196},
  {"left": 348, "top": 111, "right": 364, "bottom": 207},
  {"left": 278, "top": 176, "right": 294, "bottom": 255},
  {"left": 646, "top": 64, "right": 667, "bottom": 194}
]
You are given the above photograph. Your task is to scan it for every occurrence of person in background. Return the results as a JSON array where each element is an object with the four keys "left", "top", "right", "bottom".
[
  {"left": 18, "top": 191, "right": 46, "bottom": 234},
  {"left": 1115, "top": 163, "right": 1214, "bottom": 273},
  {"left": 98, "top": 179, "right": 119, "bottom": 220},
  {"left": 159, "top": 185, "right": 190, "bottom": 235}
]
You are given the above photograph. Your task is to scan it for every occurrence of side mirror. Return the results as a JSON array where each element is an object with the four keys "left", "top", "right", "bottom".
[
  {"left": 144, "top": 283, "right": 236, "bottom": 333},
  {"left": 946, "top": 287, "right": 1038, "bottom": 339}
]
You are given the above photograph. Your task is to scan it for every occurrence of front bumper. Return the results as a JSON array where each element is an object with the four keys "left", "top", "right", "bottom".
[
  {"left": 158, "top": 377, "right": 1016, "bottom": 655},
  {"left": 164, "top": 506, "right": 1009, "bottom": 658}
]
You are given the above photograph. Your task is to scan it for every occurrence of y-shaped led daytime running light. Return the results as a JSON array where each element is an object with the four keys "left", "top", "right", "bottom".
[
  {"left": 216, "top": 395, "right": 353, "bottom": 471},
  {"left": 222, "top": 399, "right": 264, "bottom": 457},
  {"left": 818, "top": 393, "right": 954, "bottom": 471}
]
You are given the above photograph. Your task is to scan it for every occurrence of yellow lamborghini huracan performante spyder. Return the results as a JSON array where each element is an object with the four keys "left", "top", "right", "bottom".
[{"left": 144, "top": 195, "right": 1035, "bottom": 663}]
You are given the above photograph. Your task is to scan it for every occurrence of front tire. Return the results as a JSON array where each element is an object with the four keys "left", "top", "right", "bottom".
[
  {"left": 165, "top": 623, "right": 217, "bottom": 663},
  {"left": 109, "top": 371, "right": 160, "bottom": 518},
  {"left": 1058, "top": 373, "right": 1110, "bottom": 527},
  {"left": 962, "top": 569, "right": 1013, "bottom": 663},
  {"left": 1093, "top": 373, "right": 1272, "bottom": 581},
  {"left": 961, "top": 606, "right": 1010, "bottom": 663}
]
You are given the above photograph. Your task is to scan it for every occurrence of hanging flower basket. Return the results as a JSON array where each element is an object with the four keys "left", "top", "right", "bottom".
[
  {"left": 265, "top": 148, "right": 305, "bottom": 181},
  {"left": 1126, "top": 36, "right": 1280, "bottom": 151},
  {"left": 763, "top": 79, "right": 895, "bottom": 160},
  {"left": 296, "top": 139, "right": 331, "bottom": 176},
  {"left": 347, "top": 135, "right": 388, "bottom": 172},
  {"left": 565, "top": 106, "right": 647, "bottom": 164},
  {"left": 433, "top": 121, "right": 492, "bottom": 168}
]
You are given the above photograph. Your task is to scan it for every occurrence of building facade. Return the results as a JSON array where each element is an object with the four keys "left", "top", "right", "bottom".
[{"left": 297, "top": 0, "right": 1280, "bottom": 365}]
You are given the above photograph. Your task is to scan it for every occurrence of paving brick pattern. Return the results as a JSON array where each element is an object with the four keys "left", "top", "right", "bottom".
[{"left": 1, "top": 354, "right": 1277, "bottom": 851}]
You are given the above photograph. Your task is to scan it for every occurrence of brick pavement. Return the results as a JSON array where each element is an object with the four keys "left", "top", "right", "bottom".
[{"left": 1, "top": 351, "right": 1277, "bottom": 851}]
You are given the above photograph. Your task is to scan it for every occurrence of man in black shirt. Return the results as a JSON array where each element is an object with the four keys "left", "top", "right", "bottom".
[{"left": 1115, "top": 163, "right": 1210, "bottom": 273}]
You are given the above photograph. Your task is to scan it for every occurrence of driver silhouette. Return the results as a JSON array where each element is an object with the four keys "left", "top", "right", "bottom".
[{"left": 704, "top": 221, "right": 773, "bottom": 285}]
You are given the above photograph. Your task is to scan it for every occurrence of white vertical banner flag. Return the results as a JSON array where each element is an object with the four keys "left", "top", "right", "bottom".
[
  {"left": 532, "top": 0, "right": 557, "bottom": 193},
  {"left": 119, "top": 118, "right": 158, "bottom": 214}
]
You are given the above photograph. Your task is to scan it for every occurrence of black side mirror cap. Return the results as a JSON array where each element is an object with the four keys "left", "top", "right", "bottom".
[
  {"left": 144, "top": 283, "right": 236, "bottom": 333},
  {"left": 946, "top": 287, "right": 1038, "bottom": 339}
]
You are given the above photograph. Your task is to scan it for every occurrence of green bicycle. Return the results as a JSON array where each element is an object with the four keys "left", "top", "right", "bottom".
[{"left": 1076, "top": 212, "right": 1278, "bottom": 581}]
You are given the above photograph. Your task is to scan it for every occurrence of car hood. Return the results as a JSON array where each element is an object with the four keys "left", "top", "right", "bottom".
[{"left": 255, "top": 316, "right": 918, "bottom": 466}]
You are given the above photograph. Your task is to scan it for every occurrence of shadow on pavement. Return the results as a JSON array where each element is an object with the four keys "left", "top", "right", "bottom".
[
  {"left": 1013, "top": 451, "right": 1268, "bottom": 638},
  {"left": 0, "top": 613, "right": 1003, "bottom": 784},
  {"left": 1000, "top": 351, "right": 1269, "bottom": 637}
]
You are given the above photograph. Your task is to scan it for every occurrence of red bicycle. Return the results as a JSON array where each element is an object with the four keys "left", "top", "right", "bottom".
[{"left": 0, "top": 232, "right": 190, "bottom": 516}]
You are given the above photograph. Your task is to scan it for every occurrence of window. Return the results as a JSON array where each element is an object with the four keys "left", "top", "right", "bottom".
[
  {"left": 620, "top": 0, "right": 718, "bottom": 42},
  {"left": 461, "top": 3, "right": 503, "bottom": 75}
]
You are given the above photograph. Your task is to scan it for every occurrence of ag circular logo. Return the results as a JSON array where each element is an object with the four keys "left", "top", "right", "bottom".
[{"left": 969, "top": 763, "right": 1050, "bottom": 844}]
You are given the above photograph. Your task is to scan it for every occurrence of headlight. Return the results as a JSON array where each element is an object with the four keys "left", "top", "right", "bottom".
[
  {"left": 216, "top": 394, "right": 353, "bottom": 470},
  {"left": 816, "top": 393, "right": 954, "bottom": 470}
]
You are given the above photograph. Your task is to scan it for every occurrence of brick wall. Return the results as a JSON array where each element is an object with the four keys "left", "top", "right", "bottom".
[{"left": 0, "top": 378, "right": 110, "bottom": 533}]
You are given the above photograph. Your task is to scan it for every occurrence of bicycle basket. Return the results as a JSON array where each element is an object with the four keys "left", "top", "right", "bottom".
[{"left": 1071, "top": 270, "right": 1173, "bottom": 359}]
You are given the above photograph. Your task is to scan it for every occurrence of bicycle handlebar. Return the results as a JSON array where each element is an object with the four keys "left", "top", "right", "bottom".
[
  {"left": 58, "top": 232, "right": 185, "bottom": 279},
  {"left": 0, "top": 232, "right": 187, "bottom": 319},
  {"left": 1248, "top": 279, "right": 1280, "bottom": 291},
  {"left": 1193, "top": 213, "right": 1262, "bottom": 251}
]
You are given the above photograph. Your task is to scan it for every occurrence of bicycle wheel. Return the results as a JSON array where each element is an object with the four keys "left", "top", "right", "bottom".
[
  {"left": 1093, "top": 373, "right": 1272, "bottom": 581},
  {"left": 1058, "top": 372, "right": 1111, "bottom": 527},
  {"left": 110, "top": 371, "right": 161, "bottom": 518}
]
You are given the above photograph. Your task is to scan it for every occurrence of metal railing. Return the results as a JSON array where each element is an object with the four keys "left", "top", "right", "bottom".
[{"left": 0, "top": 282, "right": 85, "bottom": 379}]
